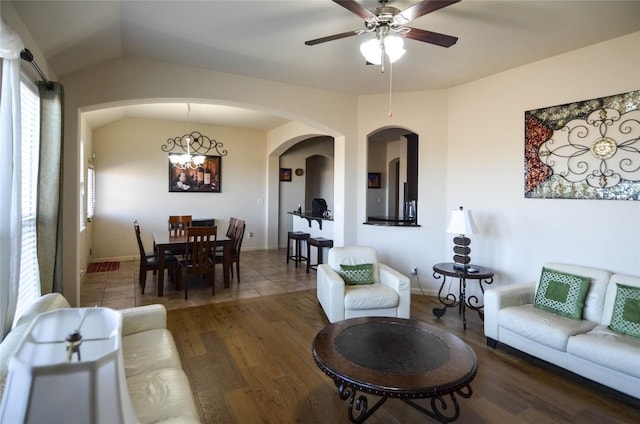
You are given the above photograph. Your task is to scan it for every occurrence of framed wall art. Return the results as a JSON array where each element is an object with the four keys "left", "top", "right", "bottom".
[
  {"left": 368, "top": 172, "right": 381, "bottom": 189},
  {"left": 169, "top": 155, "right": 221, "bottom": 192},
  {"left": 280, "top": 168, "right": 292, "bottom": 182},
  {"left": 525, "top": 90, "right": 640, "bottom": 200}
]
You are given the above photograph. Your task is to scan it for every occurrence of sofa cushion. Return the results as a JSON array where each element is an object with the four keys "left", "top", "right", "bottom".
[
  {"left": 344, "top": 283, "right": 399, "bottom": 310},
  {"left": 608, "top": 284, "right": 640, "bottom": 338},
  {"left": 340, "top": 263, "right": 374, "bottom": 285},
  {"left": 534, "top": 268, "right": 590, "bottom": 319},
  {"left": 122, "top": 329, "right": 183, "bottom": 377},
  {"left": 567, "top": 325, "right": 640, "bottom": 379},
  {"left": 499, "top": 304, "right": 597, "bottom": 351},
  {"left": 127, "top": 368, "right": 200, "bottom": 424}
]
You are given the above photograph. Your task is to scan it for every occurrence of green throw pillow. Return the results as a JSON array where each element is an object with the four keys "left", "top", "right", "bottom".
[
  {"left": 339, "top": 263, "right": 374, "bottom": 285},
  {"left": 533, "top": 268, "right": 590, "bottom": 319},
  {"left": 609, "top": 283, "right": 640, "bottom": 338}
]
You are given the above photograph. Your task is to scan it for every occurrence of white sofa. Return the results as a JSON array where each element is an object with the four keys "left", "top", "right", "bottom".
[
  {"left": 0, "top": 293, "right": 200, "bottom": 423},
  {"left": 484, "top": 263, "right": 640, "bottom": 399},
  {"left": 317, "top": 246, "right": 411, "bottom": 323}
]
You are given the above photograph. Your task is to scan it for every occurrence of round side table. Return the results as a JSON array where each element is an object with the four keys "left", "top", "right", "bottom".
[{"left": 432, "top": 262, "right": 494, "bottom": 330}]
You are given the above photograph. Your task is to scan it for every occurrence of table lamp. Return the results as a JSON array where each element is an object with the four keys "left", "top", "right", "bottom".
[
  {"left": 446, "top": 206, "right": 478, "bottom": 270},
  {"left": 0, "top": 307, "right": 137, "bottom": 423}
]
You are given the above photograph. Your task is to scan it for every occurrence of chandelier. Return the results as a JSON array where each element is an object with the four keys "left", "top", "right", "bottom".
[
  {"left": 167, "top": 132, "right": 207, "bottom": 170},
  {"left": 161, "top": 104, "right": 227, "bottom": 169}
]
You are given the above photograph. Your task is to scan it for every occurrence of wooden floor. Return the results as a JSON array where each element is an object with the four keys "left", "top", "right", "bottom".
[{"left": 82, "top": 249, "right": 639, "bottom": 423}]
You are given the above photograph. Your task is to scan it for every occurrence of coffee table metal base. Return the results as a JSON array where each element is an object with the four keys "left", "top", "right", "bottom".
[{"left": 335, "top": 381, "right": 473, "bottom": 424}]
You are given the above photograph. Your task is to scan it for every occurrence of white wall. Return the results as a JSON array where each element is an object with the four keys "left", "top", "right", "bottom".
[
  {"left": 91, "top": 117, "right": 268, "bottom": 260},
  {"left": 6, "top": 0, "right": 639, "bottom": 306},
  {"left": 359, "top": 32, "right": 640, "bottom": 297},
  {"left": 358, "top": 90, "right": 450, "bottom": 293},
  {"left": 60, "top": 57, "right": 359, "bottom": 306},
  {"left": 446, "top": 31, "right": 640, "bottom": 288}
]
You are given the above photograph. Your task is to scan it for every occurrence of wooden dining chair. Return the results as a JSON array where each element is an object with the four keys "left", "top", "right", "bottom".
[
  {"left": 177, "top": 225, "right": 217, "bottom": 299},
  {"left": 216, "top": 219, "right": 245, "bottom": 283},
  {"left": 134, "top": 220, "right": 178, "bottom": 294},
  {"left": 225, "top": 217, "right": 238, "bottom": 238},
  {"left": 213, "top": 217, "right": 237, "bottom": 256},
  {"left": 168, "top": 215, "right": 193, "bottom": 236}
]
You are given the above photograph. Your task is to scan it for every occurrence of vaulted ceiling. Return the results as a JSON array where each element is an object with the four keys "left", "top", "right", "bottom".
[{"left": 9, "top": 0, "right": 640, "bottom": 128}]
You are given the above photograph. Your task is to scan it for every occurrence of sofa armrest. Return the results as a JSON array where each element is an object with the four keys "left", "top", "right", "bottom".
[
  {"left": 317, "top": 264, "right": 346, "bottom": 323},
  {"left": 119, "top": 304, "right": 167, "bottom": 336},
  {"left": 484, "top": 282, "right": 536, "bottom": 341},
  {"left": 15, "top": 293, "right": 71, "bottom": 327},
  {"left": 378, "top": 263, "right": 411, "bottom": 319}
]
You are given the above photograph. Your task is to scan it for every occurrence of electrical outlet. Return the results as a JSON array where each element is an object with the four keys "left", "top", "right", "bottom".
[{"left": 411, "top": 267, "right": 418, "bottom": 276}]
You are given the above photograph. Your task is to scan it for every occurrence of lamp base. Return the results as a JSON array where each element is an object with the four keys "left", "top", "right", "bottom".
[{"left": 452, "top": 235, "right": 472, "bottom": 269}]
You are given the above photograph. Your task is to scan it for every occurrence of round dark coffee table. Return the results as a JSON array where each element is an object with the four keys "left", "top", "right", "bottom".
[{"left": 312, "top": 317, "right": 477, "bottom": 423}]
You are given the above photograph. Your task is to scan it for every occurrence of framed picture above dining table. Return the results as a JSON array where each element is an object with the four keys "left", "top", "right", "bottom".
[{"left": 169, "top": 155, "right": 221, "bottom": 193}]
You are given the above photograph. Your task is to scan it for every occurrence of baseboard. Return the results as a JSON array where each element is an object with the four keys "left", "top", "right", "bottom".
[
  {"left": 411, "top": 287, "right": 437, "bottom": 296},
  {"left": 90, "top": 255, "right": 138, "bottom": 263}
]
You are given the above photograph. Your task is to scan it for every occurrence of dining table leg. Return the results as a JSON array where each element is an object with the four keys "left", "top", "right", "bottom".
[
  {"left": 223, "top": 241, "right": 231, "bottom": 288},
  {"left": 157, "top": 244, "right": 165, "bottom": 296}
]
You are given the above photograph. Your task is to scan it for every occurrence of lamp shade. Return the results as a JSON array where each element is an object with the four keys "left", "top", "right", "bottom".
[
  {"left": 446, "top": 206, "right": 477, "bottom": 235},
  {"left": 0, "top": 308, "right": 137, "bottom": 423}
]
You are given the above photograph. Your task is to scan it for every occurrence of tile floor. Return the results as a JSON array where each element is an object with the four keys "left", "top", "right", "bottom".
[{"left": 80, "top": 248, "right": 317, "bottom": 311}]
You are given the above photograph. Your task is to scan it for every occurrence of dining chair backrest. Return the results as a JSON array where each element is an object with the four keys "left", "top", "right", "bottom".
[
  {"left": 225, "top": 217, "right": 238, "bottom": 238},
  {"left": 169, "top": 215, "right": 193, "bottom": 236},
  {"left": 134, "top": 220, "right": 148, "bottom": 264},
  {"left": 231, "top": 219, "right": 246, "bottom": 257},
  {"left": 185, "top": 226, "right": 217, "bottom": 274}
]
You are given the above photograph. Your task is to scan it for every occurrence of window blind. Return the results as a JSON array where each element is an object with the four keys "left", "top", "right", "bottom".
[{"left": 15, "top": 79, "right": 42, "bottom": 322}]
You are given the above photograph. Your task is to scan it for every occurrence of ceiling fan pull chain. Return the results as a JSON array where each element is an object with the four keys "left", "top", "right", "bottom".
[
  {"left": 388, "top": 60, "right": 393, "bottom": 118},
  {"left": 380, "top": 36, "right": 386, "bottom": 74}
]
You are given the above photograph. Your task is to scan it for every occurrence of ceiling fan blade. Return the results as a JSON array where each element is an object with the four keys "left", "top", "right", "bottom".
[
  {"left": 399, "top": 0, "right": 461, "bottom": 23},
  {"left": 305, "top": 30, "right": 359, "bottom": 46},
  {"left": 332, "top": 0, "right": 377, "bottom": 20},
  {"left": 404, "top": 27, "right": 458, "bottom": 47}
]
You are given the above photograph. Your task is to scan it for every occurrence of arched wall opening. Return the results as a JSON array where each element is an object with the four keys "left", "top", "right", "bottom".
[
  {"left": 366, "top": 126, "right": 419, "bottom": 226},
  {"left": 79, "top": 99, "right": 342, "bottom": 273}
]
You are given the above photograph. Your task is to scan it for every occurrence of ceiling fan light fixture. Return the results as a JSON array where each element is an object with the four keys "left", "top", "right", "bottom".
[
  {"left": 360, "top": 34, "right": 405, "bottom": 65},
  {"left": 384, "top": 34, "right": 406, "bottom": 63},
  {"left": 360, "top": 37, "right": 383, "bottom": 65}
]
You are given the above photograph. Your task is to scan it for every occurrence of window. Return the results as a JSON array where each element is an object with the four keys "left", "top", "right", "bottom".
[
  {"left": 87, "top": 166, "right": 95, "bottom": 220},
  {"left": 79, "top": 140, "right": 85, "bottom": 231},
  {"left": 15, "top": 78, "right": 42, "bottom": 321}
]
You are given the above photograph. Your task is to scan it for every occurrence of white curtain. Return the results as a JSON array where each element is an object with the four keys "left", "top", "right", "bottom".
[{"left": 0, "top": 19, "right": 24, "bottom": 338}]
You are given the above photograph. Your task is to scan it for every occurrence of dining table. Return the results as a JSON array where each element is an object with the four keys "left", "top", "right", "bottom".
[{"left": 152, "top": 230, "right": 232, "bottom": 296}]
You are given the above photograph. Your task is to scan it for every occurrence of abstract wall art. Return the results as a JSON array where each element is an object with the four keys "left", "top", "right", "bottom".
[{"left": 525, "top": 90, "right": 640, "bottom": 200}]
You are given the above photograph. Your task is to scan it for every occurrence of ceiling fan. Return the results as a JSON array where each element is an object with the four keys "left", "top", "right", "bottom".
[{"left": 305, "top": 0, "right": 460, "bottom": 57}]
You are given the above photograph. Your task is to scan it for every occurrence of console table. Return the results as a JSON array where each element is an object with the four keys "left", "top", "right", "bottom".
[{"left": 432, "top": 262, "right": 494, "bottom": 330}]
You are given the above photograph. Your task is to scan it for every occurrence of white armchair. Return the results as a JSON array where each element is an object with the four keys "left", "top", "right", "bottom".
[{"left": 316, "top": 246, "right": 411, "bottom": 323}]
